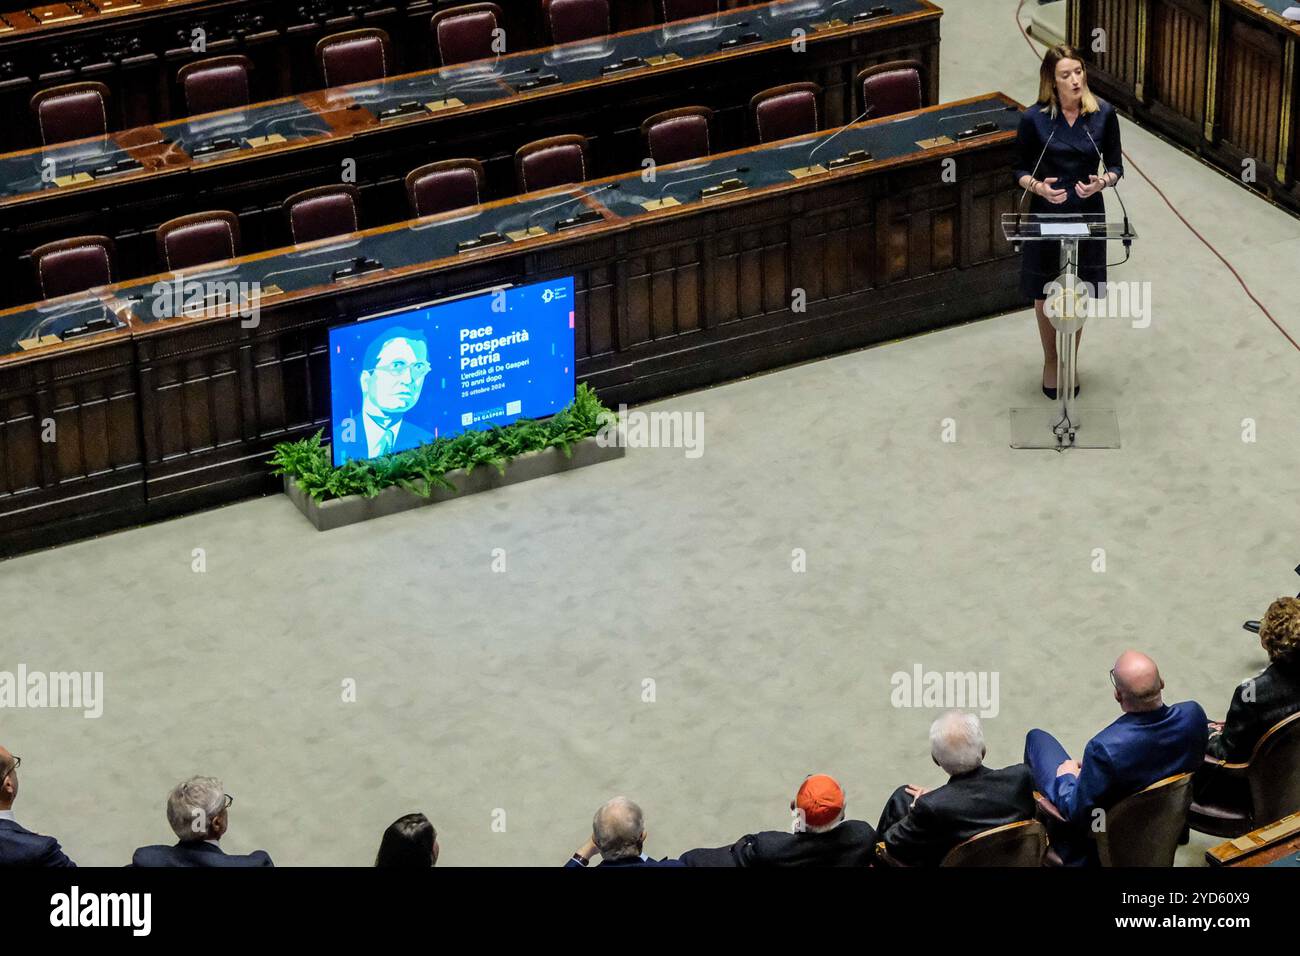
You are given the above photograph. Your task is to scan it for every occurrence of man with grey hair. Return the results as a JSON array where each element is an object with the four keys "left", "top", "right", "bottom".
[
  {"left": 875, "top": 711, "right": 1034, "bottom": 866},
  {"left": 0, "top": 746, "right": 76, "bottom": 867},
  {"left": 130, "top": 776, "right": 273, "bottom": 867},
  {"left": 1025, "top": 651, "right": 1208, "bottom": 866},
  {"left": 565, "top": 796, "right": 684, "bottom": 867}
]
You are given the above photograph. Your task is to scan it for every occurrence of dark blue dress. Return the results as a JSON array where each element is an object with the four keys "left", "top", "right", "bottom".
[{"left": 1012, "top": 99, "right": 1124, "bottom": 301}]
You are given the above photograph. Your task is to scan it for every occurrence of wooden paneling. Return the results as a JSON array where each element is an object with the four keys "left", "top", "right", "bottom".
[{"left": 1149, "top": 0, "right": 1209, "bottom": 125}]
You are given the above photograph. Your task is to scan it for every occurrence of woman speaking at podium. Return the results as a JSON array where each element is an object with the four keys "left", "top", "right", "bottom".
[{"left": 1013, "top": 44, "right": 1124, "bottom": 399}]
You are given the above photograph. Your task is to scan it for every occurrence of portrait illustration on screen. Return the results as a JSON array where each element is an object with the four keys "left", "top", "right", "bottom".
[{"left": 335, "top": 326, "right": 436, "bottom": 462}]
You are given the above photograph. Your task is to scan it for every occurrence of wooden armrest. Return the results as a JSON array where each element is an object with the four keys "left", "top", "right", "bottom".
[
  {"left": 1201, "top": 753, "right": 1249, "bottom": 774},
  {"left": 1033, "top": 790, "right": 1067, "bottom": 823}
]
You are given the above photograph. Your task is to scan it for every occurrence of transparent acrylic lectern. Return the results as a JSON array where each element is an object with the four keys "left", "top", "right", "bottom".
[{"left": 1002, "top": 212, "right": 1136, "bottom": 450}]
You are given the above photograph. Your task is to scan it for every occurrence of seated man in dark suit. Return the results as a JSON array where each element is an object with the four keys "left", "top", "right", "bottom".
[
  {"left": 131, "top": 776, "right": 273, "bottom": 867},
  {"left": 1196, "top": 597, "right": 1300, "bottom": 808},
  {"left": 564, "top": 796, "right": 684, "bottom": 867},
  {"left": 1025, "top": 651, "right": 1208, "bottom": 866},
  {"left": 0, "top": 747, "right": 76, "bottom": 867},
  {"left": 680, "top": 773, "right": 876, "bottom": 866},
  {"left": 875, "top": 711, "right": 1035, "bottom": 866}
]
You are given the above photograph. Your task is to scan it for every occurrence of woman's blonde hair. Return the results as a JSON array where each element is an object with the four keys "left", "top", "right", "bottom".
[
  {"left": 1261, "top": 596, "right": 1300, "bottom": 665},
  {"left": 1038, "top": 44, "right": 1099, "bottom": 117}
]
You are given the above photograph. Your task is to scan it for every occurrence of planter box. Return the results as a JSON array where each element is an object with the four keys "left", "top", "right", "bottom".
[{"left": 283, "top": 436, "right": 625, "bottom": 531}]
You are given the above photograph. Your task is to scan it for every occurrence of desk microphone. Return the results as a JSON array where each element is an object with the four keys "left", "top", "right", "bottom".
[
  {"left": 1082, "top": 123, "right": 1130, "bottom": 244},
  {"left": 806, "top": 105, "right": 875, "bottom": 166},
  {"left": 1015, "top": 125, "right": 1056, "bottom": 248},
  {"left": 527, "top": 182, "right": 619, "bottom": 229},
  {"left": 657, "top": 166, "right": 750, "bottom": 199}
]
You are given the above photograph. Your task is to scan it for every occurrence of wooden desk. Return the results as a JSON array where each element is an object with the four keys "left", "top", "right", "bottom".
[
  {"left": 0, "top": 0, "right": 942, "bottom": 305},
  {"left": 1208, "top": 811, "right": 1300, "bottom": 865},
  {"left": 0, "top": 92, "right": 1024, "bottom": 557},
  {"left": 1068, "top": 0, "right": 1300, "bottom": 215}
]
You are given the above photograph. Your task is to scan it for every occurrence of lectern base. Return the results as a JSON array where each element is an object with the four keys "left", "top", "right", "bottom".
[{"left": 1009, "top": 407, "right": 1121, "bottom": 449}]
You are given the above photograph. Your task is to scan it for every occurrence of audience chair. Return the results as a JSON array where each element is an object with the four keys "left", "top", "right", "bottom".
[
  {"left": 857, "top": 60, "right": 925, "bottom": 120},
  {"left": 30, "top": 82, "right": 112, "bottom": 145},
  {"left": 31, "top": 236, "right": 115, "bottom": 300},
  {"left": 660, "top": 0, "right": 719, "bottom": 21},
  {"left": 316, "top": 29, "right": 394, "bottom": 88},
  {"left": 284, "top": 184, "right": 362, "bottom": 244},
  {"left": 640, "top": 106, "right": 713, "bottom": 166},
  {"left": 405, "top": 159, "right": 486, "bottom": 217},
  {"left": 514, "top": 134, "right": 588, "bottom": 192},
  {"left": 941, "top": 820, "right": 1048, "bottom": 867},
  {"left": 750, "top": 82, "right": 820, "bottom": 144},
  {"left": 1188, "top": 712, "right": 1300, "bottom": 838},
  {"left": 156, "top": 211, "right": 242, "bottom": 272},
  {"left": 1036, "top": 773, "right": 1194, "bottom": 867},
  {"left": 430, "top": 3, "right": 506, "bottom": 65},
  {"left": 543, "top": 0, "right": 610, "bottom": 44},
  {"left": 177, "top": 56, "right": 254, "bottom": 116}
]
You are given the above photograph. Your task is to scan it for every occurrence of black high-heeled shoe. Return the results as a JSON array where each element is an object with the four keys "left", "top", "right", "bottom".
[{"left": 1042, "top": 382, "right": 1081, "bottom": 400}]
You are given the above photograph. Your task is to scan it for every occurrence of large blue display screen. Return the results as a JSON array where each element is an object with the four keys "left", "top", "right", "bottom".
[{"left": 328, "top": 278, "right": 576, "bottom": 466}]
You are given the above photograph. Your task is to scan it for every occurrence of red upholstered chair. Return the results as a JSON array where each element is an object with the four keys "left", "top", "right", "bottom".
[
  {"left": 857, "top": 60, "right": 925, "bottom": 119},
  {"left": 283, "top": 185, "right": 361, "bottom": 244},
  {"left": 750, "top": 82, "right": 821, "bottom": 143},
  {"left": 315, "top": 28, "right": 394, "bottom": 88},
  {"left": 543, "top": 0, "right": 610, "bottom": 44},
  {"left": 177, "top": 56, "right": 253, "bottom": 116},
  {"left": 405, "top": 159, "right": 486, "bottom": 217},
  {"left": 30, "top": 82, "right": 112, "bottom": 145},
  {"left": 31, "top": 236, "right": 115, "bottom": 300},
  {"left": 640, "top": 106, "right": 713, "bottom": 166},
  {"left": 514, "top": 134, "right": 588, "bottom": 192},
  {"left": 659, "top": 0, "right": 719, "bottom": 21},
  {"left": 430, "top": 3, "right": 505, "bottom": 65},
  {"left": 156, "top": 211, "right": 242, "bottom": 271}
]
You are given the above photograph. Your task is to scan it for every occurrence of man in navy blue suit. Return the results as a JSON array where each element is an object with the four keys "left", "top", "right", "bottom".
[
  {"left": 1025, "top": 651, "right": 1208, "bottom": 865},
  {"left": 131, "top": 776, "right": 273, "bottom": 867},
  {"left": 564, "top": 797, "right": 685, "bottom": 867},
  {"left": 0, "top": 746, "right": 76, "bottom": 867}
]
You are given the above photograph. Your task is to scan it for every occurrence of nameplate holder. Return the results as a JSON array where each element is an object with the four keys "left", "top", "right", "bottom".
[
  {"left": 916, "top": 135, "right": 954, "bottom": 149},
  {"left": 259, "top": 284, "right": 285, "bottom": 297},
  {"left": 810, "top": 18, "right": 848, "bottom": 31},
  {"left": 645, "top": 53, "right": 683, "bottom": 67},
  {"left": 828, "top": 149, "right": 873, "bottom": 170},
  {"left": 53, "top": 172, "right": 94, "bottom": 187},
  {"left": 504, "top": 226, "right": 547, "bottom": 241},
  {"left": 788, "top": 164, "right": 828, "bottom": 179},
  {"left": 425, "top": 97, "right": 465, "bottom": 112},
  {"left": 245, "top": 133, "right": 288, "bottom": 148},
  {"left": 17, "top": 335, "right": 63, "bottom": 351},
  {"left": 37, "top": 9, "right": 84, "bottom": 25},
  {"left": 640, "top": 197, "right": 681, "bottom": 211},
  {"left": 457, "top": 232, "right": 509, "bottom": 253},
  {"left": 700, "top": 178, "right": 747, "bottom": 199}
]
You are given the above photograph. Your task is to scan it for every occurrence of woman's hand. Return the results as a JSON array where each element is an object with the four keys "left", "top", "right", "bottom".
[
  {"left": 1074, "top": 174, "right": 1105, "bottom": 199},
  {"left": 1037, "top": 176, "right": 1068, "bottom": 204}
]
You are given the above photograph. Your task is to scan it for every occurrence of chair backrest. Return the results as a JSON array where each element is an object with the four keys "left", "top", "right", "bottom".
[
  {"left": 157, "top": 211, "right": 242, "bottom": 271},
  {"left": 284, "top": 185, "right": 361, "bottom": 244},
  {"left": 940, "top": 819, "right": 1048, "bottom": 867},
  {"left": 31, "top": 236, "right": 115, "bottom": 300},
  {"left": 405, "top": 159, "right": 485, "bottom": 217},
  {"left": 660, "top": 0, "right": 719, "bottom": 21},
  {"left": 1246, "top": 711, "right": 1300, "bottom": 824},
  {"left": 640, "top": 106, "right": 712, "bottom": 166},
  {"left": 1095, "top": 772, "right": 1193, "bottom": 867},
  {"left": 316, "top": 28, "right": 393, "bottom": 87},
  {"left": 750, "top": 82, "right": 820, "bottom": 144},
  {"left": 30, "top": 82, "right": 111, "bottom": 145},
  {"left": 431, "top": 3, "right": 505, "bottom": 65},
  {"left": 514, "top": 134, "right": 588, "bottom": 192},
  {"left": 543, "top": 0, "right": 610, "bottom": 44},
  {"left": 857, "top": 59, "right": 924, "bottom": 120},
  {"left": 177, "top": 55, "right": 253, "bottom": 116}
]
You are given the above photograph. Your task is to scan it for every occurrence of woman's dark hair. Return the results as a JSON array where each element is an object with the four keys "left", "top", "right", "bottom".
[{"left": 375, "top": 812, "right": 437, "bottom": 867}]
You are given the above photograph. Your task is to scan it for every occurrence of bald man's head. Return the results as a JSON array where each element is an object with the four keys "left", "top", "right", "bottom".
[
  {"left": 592, "top": 796, "right": 646, "bottom": 862},
  {"left": 1111, "top": 651, "right": 1164, "bottom": 712},
  {"left": 0, "top": 746, "right": 17, "bottom": 809}
]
